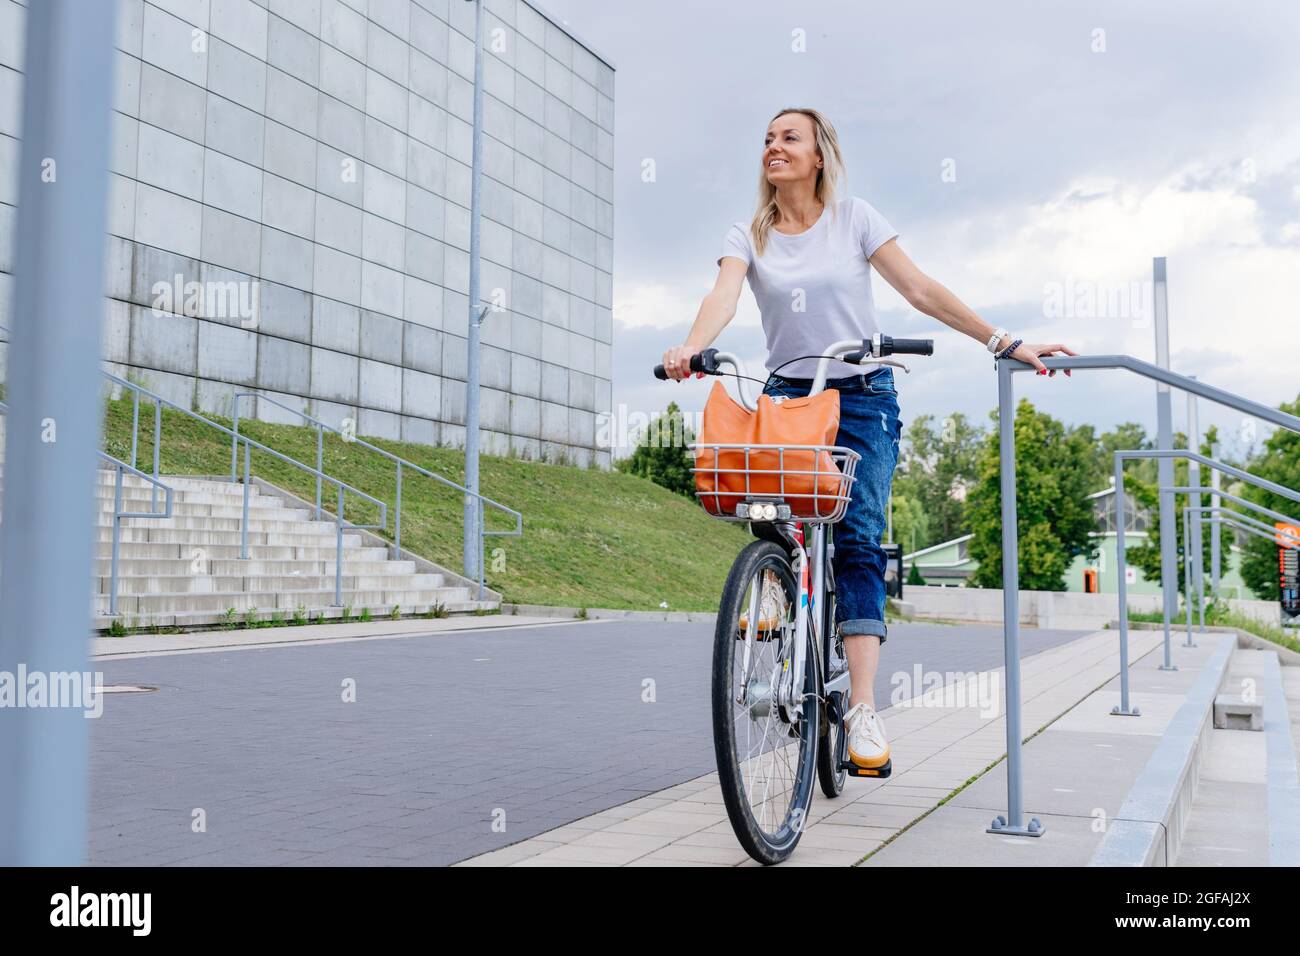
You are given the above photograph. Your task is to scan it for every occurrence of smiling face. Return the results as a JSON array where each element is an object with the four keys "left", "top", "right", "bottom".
[{"left": 763, "top": 112, "right": 822, "bottom": 186}]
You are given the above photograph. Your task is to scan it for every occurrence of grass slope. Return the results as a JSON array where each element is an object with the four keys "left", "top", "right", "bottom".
[{"left": 102, "top": 397, "right": 750, "bottom": 610}]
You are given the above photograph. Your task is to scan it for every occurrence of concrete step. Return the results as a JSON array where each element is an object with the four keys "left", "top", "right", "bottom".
[
  {"left": 96, "top": 586, "right": 472, "bottom": 615},
  {"left": 92, "top": 542, "right": 391, "bottom": 561},
  {"left": 93, "top": 528, "right": 365, "bottom": 547},
  {"left": 95, "top": 598, "right": 499, "bottom": 630},
  {"left": 95, "top": 572, "right": 445, "bottom": 595},
  {"left": 92, "top": 557, "right": 417, "bottom": 577},
  {"left": 92, "top": 515, "right": 353, "bottom": 534},
  {"left": 98, "top": 501, "right": 314, "bottom": 521}
]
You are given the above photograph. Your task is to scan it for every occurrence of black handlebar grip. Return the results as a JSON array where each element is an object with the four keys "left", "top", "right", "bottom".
[
  {"left": 653, "top": 348, "right": 719, "bottom": 379},
  {"left": 888, "top": 338, "right": 934, "bottom": 356}
]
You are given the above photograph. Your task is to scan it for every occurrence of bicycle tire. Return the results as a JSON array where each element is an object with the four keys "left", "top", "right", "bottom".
[
  {"left": 816, "top": 568, "right": 847, "bottom": 798},
  {"left": 713, "top": 539, "right": 820, "bottom": 865}
]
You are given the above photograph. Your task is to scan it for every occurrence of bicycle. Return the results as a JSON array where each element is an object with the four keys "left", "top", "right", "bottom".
[{"left": 653, "top": 334, "right": 934, "bottom": 864}]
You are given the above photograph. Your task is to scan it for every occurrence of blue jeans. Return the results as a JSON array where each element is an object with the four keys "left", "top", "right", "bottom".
[{"left": 762, "top": 367, "right": 902, "bottom": 643}]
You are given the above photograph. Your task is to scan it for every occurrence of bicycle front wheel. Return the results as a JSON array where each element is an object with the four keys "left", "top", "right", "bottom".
[{"left": 713, "top": 539, "right": 819, "bottom": 865}]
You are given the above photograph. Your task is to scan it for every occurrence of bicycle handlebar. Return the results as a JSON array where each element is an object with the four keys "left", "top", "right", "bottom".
[{"left": 653, "top": 336, "right": 934, "bottom": 380}]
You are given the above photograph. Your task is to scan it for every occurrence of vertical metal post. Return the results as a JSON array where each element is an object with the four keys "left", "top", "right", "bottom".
[
  {"left": 477, "top": 496, "right": 486, "bottom": 601},
  {"left": 315, "top": 424, "right": 323, "bottom": 520},
  {"left": 335, "top": 485, "right": 345, "bottom": 607},
  {"left": 130, "top": 391, "right": 139, "bottom": 469},
  {"left": 240, "top": 443, "right": 251, "bottom": 560},
  {"left": 395, "top": 461, "right": 403, "bottom": 559},
  {"left": 109, "top": 466, "right": 124, "bottom": 617},
  {"left": 1152, "top": 258, "right": 1177, "bottom": 670},
  {"left": 1182, "top": 508, "right": 1196, "bottom": 648},
  {"left": 1187, "top": 381, "right": 1204, "bottom": 631},
  {"left": 1210, "top": 464, "right": 1222, "bottom": 593},
  {"left": 151, "top": 402, "right": 161, "bottom": 511},
  {"left": 987, "top": 361, "right": 1044, "bottom": 837},
  {"left": 230, "top": 398, "right": 240, "bottom": 482},
  {"left": 1112, "top": 457, "right": 1139, "bottom": 716},
  {"left": 462, "top": 0, "right": 485, "bottom": 583},
  {"left": 0, "top": 0, "right": 118, "bottom": 866}
]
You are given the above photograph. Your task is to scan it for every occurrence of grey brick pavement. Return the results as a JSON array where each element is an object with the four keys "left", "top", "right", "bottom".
[{"left": 88, "top": 619, "right": 1089, "bottom": 865}]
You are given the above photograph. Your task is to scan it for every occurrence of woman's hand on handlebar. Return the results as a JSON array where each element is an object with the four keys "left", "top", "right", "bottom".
[{"left": 661, "top": 344, "right": 704, "bottom": 381}]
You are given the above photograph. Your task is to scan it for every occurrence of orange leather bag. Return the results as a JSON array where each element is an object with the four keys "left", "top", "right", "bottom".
[{"left": 694, "top": 380, "right": 844, "bottom": 518}]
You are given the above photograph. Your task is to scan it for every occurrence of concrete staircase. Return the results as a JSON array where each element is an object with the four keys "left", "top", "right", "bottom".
[{"left": 85, "top": 470, "right": 496, "bottom": 629}]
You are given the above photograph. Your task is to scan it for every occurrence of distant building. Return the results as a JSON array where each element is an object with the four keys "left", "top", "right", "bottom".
[{"left": 902, "top": 484, "right": 1259, "bottom": 598}]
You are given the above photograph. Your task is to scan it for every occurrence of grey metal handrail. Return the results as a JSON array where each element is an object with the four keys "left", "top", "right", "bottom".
[
  {"left": 989, "top": 353, "right": 1300, "bottom": 840},
  {"left": 232, "top": 390, "right": 522, "bottom": 599},
  {"left": 104, "top": 372, "right": 387, "bottom": 606},
  {"left": 97, "top": 453, "right": 174, "bottom": 617},
  {"left": 1182, "top": 505, "right": 1299, "bottom": 634},
  {"left": 1113, "top": 450, "right": 1300, "bottom": 694},
  {"left": 0, "top": 393, "right": 168, "bottom": 617}
]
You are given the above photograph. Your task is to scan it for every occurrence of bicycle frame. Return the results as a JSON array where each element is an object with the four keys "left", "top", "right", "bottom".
[{"left": 711, "top": 338, "right": 867, "bottom": 716}]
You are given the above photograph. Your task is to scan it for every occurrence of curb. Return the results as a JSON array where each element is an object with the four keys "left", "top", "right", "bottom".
[
  {"left": 501, "top": 603, "right": 717, "bottom": 623},
  {"left": 1089, "top": 633, "right": 1236, "bottom": 866}
]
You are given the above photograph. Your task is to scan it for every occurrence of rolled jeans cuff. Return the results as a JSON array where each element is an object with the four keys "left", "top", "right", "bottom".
[{"left": 839, "top": 618, "right": 887, "bottom": 643}]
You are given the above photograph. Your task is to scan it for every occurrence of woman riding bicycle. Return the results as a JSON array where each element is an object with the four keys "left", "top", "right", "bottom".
[{"left": 661, "top": 107, "right": 1075, "bottom": 774}]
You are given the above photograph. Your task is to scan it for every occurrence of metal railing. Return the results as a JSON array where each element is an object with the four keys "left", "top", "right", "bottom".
[
  {"left": 1182, "top": 505, "right": 1300, "bottom": 643},
  {"left": 991, "top": 352, "right": 1300, "bottom": 839},
  {"left": 0, "top": 393, "right": 171, "bottom": 617},
  {"left": 104, "top": 373, "right": 387, "bottom": 606},
  {"left": 98, "top": 453, "right": 174, "bottom": 616},
  {"left": 231, "top": 391, "right": 521, "bottom": 600}
]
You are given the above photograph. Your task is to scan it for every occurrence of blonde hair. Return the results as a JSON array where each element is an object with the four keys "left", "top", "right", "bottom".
[{"left": 750, "top": 107, "right": 846, "bottom": 257}]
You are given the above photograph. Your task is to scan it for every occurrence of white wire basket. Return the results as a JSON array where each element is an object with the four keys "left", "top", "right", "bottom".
[{"left": 690, "top": 442, "right": 861, "bottom": 524}]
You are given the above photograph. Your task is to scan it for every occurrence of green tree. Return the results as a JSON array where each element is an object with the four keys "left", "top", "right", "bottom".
[
  {"left": 892, "top": 411, "right": 986, "bottom": 550},
  {"left": 615, "top": 401, "right": 696, "bottom": 496},
  {"left": 967, "top": 399, "right": 1100, "bottom": 591},
  {"left": 1238, "top": 395, "right": 1300, "bottom": 600},
  {"left": 1125, "top": 431, "right": 1215, "bottom": 597},
  {"left": 907, "top": 562, "right": 926, "bottom": 586},
  {"left": 888, "top": 493, "right": 931, "bottom": 555},
  {"left": 1099, "top": 421, "right": 1157, "bottom": 486}
]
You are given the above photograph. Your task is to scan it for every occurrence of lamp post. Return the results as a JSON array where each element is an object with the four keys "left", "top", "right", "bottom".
[{"left": 462, "top": 0, "right": 486, "bottom": 581}]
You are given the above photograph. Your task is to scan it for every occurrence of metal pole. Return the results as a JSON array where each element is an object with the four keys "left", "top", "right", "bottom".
[
  {"left": 109, "top": 466, "right": 124, "bottom": 617},
  {"left": 1210, "top": 464, "right": 1222, "bottom": 593},
  {"left": 231, "top": 397, "right": 240, "bottom": 482},
  {"left": 478, "top": 496, "right": 486, "bottom": 601},
  {"left": 315, "top": 424, "right": 323, "bottom": 519},
  {"left": 152, "top": 401, "right": 161, "bottom": 511},
  {"left": 1182, "top": 508, "right": 1196, "bottom": 647},
  {"left": 1186, "top": 381, "right": 1204, "bottom": 630},
  {"left": 241, "top": 443, "right": 251, "bottom": 560},
  {"left": 335, "top": 485, "right": 345, "bottom": 607},
  {"left": 1112, "top": 457, "right": 1140, "bottom": 716},
  {"left": 1152, "top": 258, "right": 1177, "bottom": 670},
  {"left": 462, "top": 0, "right": 485, "bottom": 582},
  {"left": 130, "top": 390, "right": 139, "bottom": 469},
  {"left": 0, "top": 0, "right": 118, "bottom": 866},
  {"left": 987, "top": 361, "right": 1044, "bottom": 837},
  {"left": 395, "top": 462, "right": 403, "bottom": 559}
]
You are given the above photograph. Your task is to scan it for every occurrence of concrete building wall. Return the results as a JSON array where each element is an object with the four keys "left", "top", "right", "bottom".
[{"left": 0, "top": 0, "right": 614, "bottom": 467}]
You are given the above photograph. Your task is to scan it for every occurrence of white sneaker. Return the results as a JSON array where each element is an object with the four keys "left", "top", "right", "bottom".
[{"left": 844, "top": 703, "right": 890, "bottom": 769}]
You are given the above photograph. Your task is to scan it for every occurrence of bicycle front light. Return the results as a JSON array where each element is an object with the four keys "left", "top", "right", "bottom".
[{"left": 738, "top": 502, "right": 789, "bottom": 521}]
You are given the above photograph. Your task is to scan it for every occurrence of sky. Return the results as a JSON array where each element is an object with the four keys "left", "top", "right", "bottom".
[{"left": 539, "top": 0, "right": 1300, "bottom": 461}]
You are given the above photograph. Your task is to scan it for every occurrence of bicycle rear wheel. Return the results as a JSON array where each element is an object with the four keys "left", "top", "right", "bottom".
[{"left": 713, "top": 539, "right": 819, "bottom": 865}]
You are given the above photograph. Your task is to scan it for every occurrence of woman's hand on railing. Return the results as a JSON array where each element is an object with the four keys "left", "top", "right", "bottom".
[{"left": 1011, "top": 342, "right": 1078, "bottom": 377}]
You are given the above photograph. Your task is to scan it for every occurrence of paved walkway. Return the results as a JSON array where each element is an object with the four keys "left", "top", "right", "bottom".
[
  {"left": 87, "top": 618, "right": 1086, "bottom": 865},
  {"left": 457, "top": 627, "right": 1162, "bottom": 866}
]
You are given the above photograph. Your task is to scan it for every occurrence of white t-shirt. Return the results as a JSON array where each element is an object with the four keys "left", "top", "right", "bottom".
[{"left": 719, "top": 196, "right": 898, "bottom": 379}]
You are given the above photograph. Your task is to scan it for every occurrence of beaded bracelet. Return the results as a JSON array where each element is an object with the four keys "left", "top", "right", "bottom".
[{"left": 996, "top": 337, "right": 1023, "bottom": 361}]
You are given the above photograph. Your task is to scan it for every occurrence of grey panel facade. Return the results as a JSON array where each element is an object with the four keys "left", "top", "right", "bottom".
[{"left": 0, "top": 0, "right": 614, "bottom": 467}]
